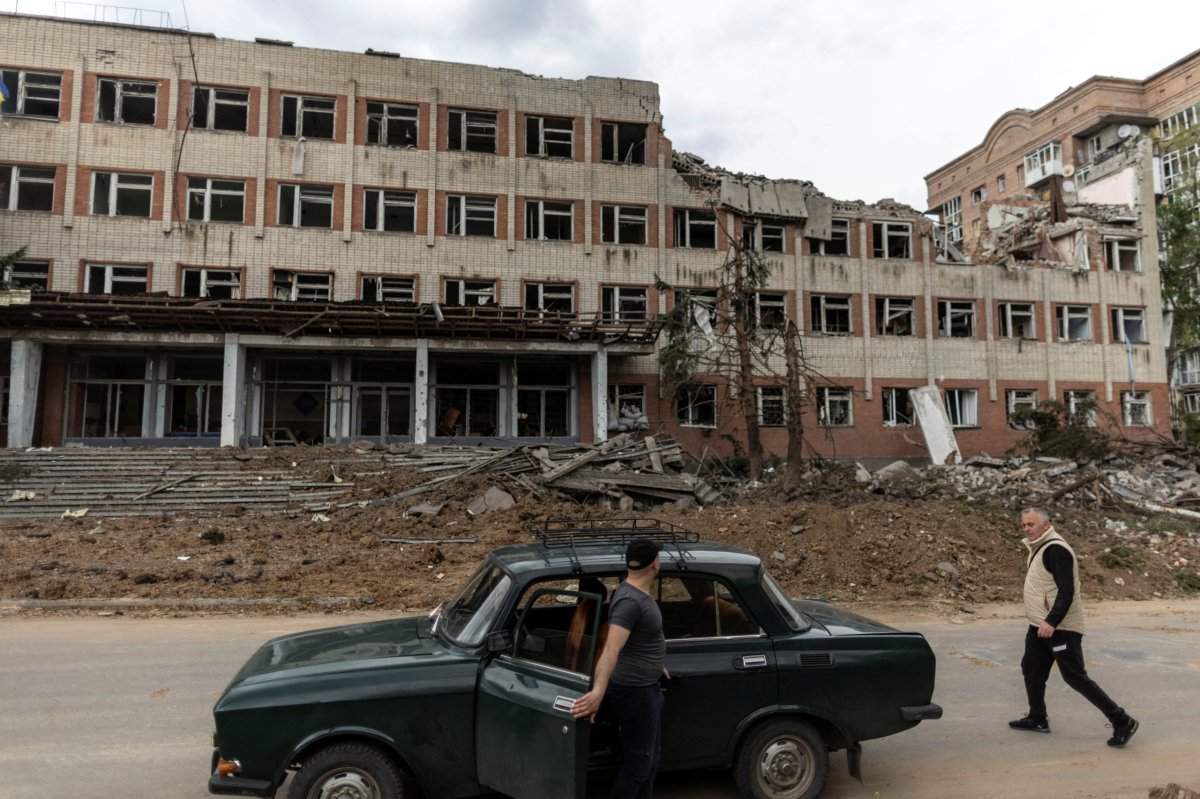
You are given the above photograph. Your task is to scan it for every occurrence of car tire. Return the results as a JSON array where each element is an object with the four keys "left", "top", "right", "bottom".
[
  {"left": 288, "top": 742, "right": 404, "bottom": 799},
  {"left": 734, "top": 718, "right": 828, "bottom": 799}
]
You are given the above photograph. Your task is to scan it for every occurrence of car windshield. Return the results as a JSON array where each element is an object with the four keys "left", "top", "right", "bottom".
[
  {"left": 438, "top": 562, "right": 513, "bottom": 647},
  {"left": 761, "top": 569, "right": 809, "bottom": 632}
]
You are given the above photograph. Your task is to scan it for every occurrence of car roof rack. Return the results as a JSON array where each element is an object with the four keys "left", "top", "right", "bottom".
[{"left": 526, "top": 517, "right": 700, "bottom": 574}]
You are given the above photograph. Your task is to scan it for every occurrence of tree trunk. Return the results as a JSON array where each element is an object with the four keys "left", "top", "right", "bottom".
[
  {"left": 733, "top": 259, "right": 764, "bottom": 479},
  {"left": 784, "top": 320, "right": 806, "bottom": 483}
]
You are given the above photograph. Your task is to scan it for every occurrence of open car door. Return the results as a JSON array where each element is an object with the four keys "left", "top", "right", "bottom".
[{"left": 476, "top": 587, "right": 602, "bottom": 799}]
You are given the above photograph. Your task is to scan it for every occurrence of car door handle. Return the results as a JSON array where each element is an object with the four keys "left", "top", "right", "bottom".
[
  {"left": 736, "top": 654, "right": 769, "bottom": 669},
  {"left": 553, "top": 696, "right": 576, "bottom": 714}
]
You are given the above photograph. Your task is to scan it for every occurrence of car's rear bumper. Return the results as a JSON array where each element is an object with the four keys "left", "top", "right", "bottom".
[{"left": 901, "top": 703, "right": 943, "bottom": 721}]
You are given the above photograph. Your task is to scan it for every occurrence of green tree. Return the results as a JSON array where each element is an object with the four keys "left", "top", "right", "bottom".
[
  {"left": 1158, "top": 124, "right": 1200, "bottom": 435},
  {"left": 0, "top": 245, "right": 29, "bottom": 286}
]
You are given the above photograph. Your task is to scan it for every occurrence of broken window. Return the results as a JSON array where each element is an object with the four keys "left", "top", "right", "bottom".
[
  {"left": 871, "top": 221, "right": 911, "bottom": 259},
  {"left": 937, "top": 300, "right": 976, "bottom": 338},
  {"left": 1184, "top": 392, "right": 1200, "bottom": 414},
  {"left": 1160, "top": 105, "right": 1198, "bottom": 138},
  {"left": 366, "top": 102, "right": 418, "bottom": 147},
  {"left": 1112, "top": 307, "right": 1147, "bottom": 344},
  {"left": 85, "top": 263, "right": 147, "bottom": 295},
  {"left": 281, "top": 94, "right": 335, "bottom": 139},
  {"left": 970, "top": 186, "right": 986, "bottom": 205},
  {"left": 516, "top": 362, "right": 573, "bottom": 438},
  {"left": 810, "top": 294, "right": 851, "bottom": 335},
  {"left": 756, "top": 292, "right": 787, "bottom": 329},
  {"left": 1180, "top": 351, "right": 1200, "bottom": 385},
  {"left": 364, "top": 189, "right": 416, "bottom": 232},
  {"left": 181, "top": 267, "right": 241, "bottom": 299},
  {"left": 433, "top": 361, "right": 501, "bottom": 438},
  {"left": 601, "top": 285, "right": 648, "bottom": 321},
  {"left": 811, "top": 217, "right": 850, "bottom": 256},
  {"left": 1056, "top": 305, "right": 1092, "bottom": 342},
  {"left": 941, "top": 197, "right": 962, "bottom": 243},
  {"left": 1104, "top": 239, "right": 1140, "bottom": 272},
  {"left": 1, "top": 69, "right": 62, "bottom": 118},
  {"left": 2, "top": 259, "right": 50, "bottom": 289},
  {"left": 277, "top": 183, "right": 334, "bottom": 228},
  {"left": 876, "top": 297, "right": 915, "bottom": 336},
  {"left": 444, "top": 278, "right": 496, "bottom": 307},
  {"left": 673, "top": 208, "right": 717, "bottom": 249},
  {"left": 1065, "top": 390, "right": 1098, "bottom": 427},
  {"left": 273, "top": 270, "right": 332, "bottom": 301},
  {"left": 96, "top": 77, "right": 157, "bottom": 125},
  {"left": 1121, "top": 391, "right": 1151, "bottom": 427},
  {"left": 525, "top": 115, "right": 573, "bottom": 158},
  {"left": 608, "top": 384, "right": 648, "bottom": 431},
  {"left": 524, "top": 282, "right": 574, "bottom": 315},
  {"left": 187, "top": 177, "right": 245, "bottom": 223},
  {"left": 90, "top": 171, "right": 152, "bottom": 217},
  {"left": 601, "top": 204, "right": 647, "bottom": 245},
  {"left": 882, "top": 387, "right": 913, "bottom": 426},
  {"left": 676, "top": 384, "right": 716, "bottom": 428},
  {"left": 525, "top": 200, "right": 573, "bottom": 241},
  {"left": 742, "top": 219, "right": 785, "bottom": 252},
  {"left": 2, "top": 164, "right": 55, "bottom": 212},
  {"left": 600, "top": 122, "right": 647, "bottom": 165},
  {"left": 943, "top": 388, "right": 979, "bottom": 428},
  {"left": 361, "top": 275, "right": 415, "bottom": 303},
  {"left": 1160, "top": 146, "right": 1200, "bottom": 195},
  {"left": 447, "top": 109, "right": 497, "bottom": 153},
  {"left": 446, "top": 194, "right": 496, "bottom": 237},
  {"left": 191, "top": 86, "right": 249, "bottom": 132},
  {"left": 1087, "top": 135, "right": 1103, "bottom": 160},
  {"left": 675, "top": 289, "right": 719, "bottom": 334},
  {"left": 1006, "top": 389, "right": 1038, "bottom": 428},
  {"left": 1024, "top": 141, "right": 1062, "bottom": 177},
  {"left": 999, "top": 302, "right": 1036, "bottom": 339},
  {"left": 997, "top": 175, "right": 1007, "bottom": 193},
  {"left": 756, "top": 386, "right": 786, "bottom": 426},
  {"left": 817, "top": 387, "right": 853, "bottom": 427}
]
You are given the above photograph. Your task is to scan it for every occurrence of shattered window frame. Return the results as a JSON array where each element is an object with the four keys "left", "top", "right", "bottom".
[
  {"left": 524, "top": 115, "right": 574, "bottom": 159},
  {"left": 876, "top": 297, "right": 915, "bottom": 336},
  {"left": 1087, "top": 135, "right": 1103, "bottom": 161},
  {"left": 1111, "top": 307, "right": 1147, "bottom": 344},
  {"left": 998, "top": 302, "right": 1037, "bottom": 339},
  {"left": 272, "top": 269, "right": 332, "bottom": 302},
  {"left": 871, "top": 221, "right": 912, "bottom": 260},
  {"left": 0, "top": 68, "right": 63, "bottom": 119},
  {"left": 1121, "top": 391, "right": 1151, "bottom": 427},
  {"left": 757, "top": 386, "right": 786, "bottom": 427},
  {"left": 601, "top": 285, "right": 648, "bottom": 322},
  {"left": 190, "top": 86, "right": 249, "bottom": 133},
  {"left": 186, "top": 177, "right": 246, "bottom": 224},
  {"left": 181, "top": 267, "right": 242, "bottom": 299},
  {"left": 85, "top": 262, "right": 148, "bottom": 295},
  {"left": 2, "top": 259, "right": 50, "bottom": 289},
  {"left": 1183, "top": 392, "right": 1200, "bottom": 414},
  {"left": 881, "top": 387, "right": 913, "bottom": 427},
  {"left": 943, "top": 388, "right": 979, "bottom": 428},
  {"left": 742, "top": 219, "right": 786, "bottom": 252},
  {"left": 363, "top": 188, "right": 417, "bottom": 233},
  {"left": 447, "top": 108, "right": 498, "bottom": 153},
  {"left": 1180, "top": 351, "right": 1200, "bottom": 385},
  {"left": 1006, "top": 389, "right": 1038, "bottom": 428},
  {"left": 366, "top": 101, "right": 418, "bottom": 148},
  {"left": 1055, "top": 305, "right": 1092, "bottom": 342},
  {"left": 810, "top": 294, "right": 852, "bottom": 335},
  {"left": 90, "top": 171, "right": 153, "bottom": 218},
  {"left": 524, "top": 282, "right": 574, "bottom": 316},
  {"left": 1159, "top": 146, "right": 1200, "bottom": 195},
  {"left": 673, "top": 208, "right": 718, "bottom": 249},
  {"left": 812, "top": 217, "right": 850, "bottom": 256},
  {"left": 277, "top": 183, "right": 334, "bottom": 228},
  {"left": 96, "top": 77, "right": 158, "bottom": 125},
  {"left": 600, "top": 122, "right": 647, "bottom": 165},
  {"left": 1160, "top": 105, "right": 1198, "bottom": 139},
  {"left": 1065, "top": 390, "right": 1098, "bottom": 427},
  {"left": 676, "top": 384, "right": 717, "bottom": 428},
  {"left": 816, "top": 387, "right": 853, "bottom": 427},
  {"left": 445, "top": 194, "right": 497, "bottom": 237},
  {"left": 444, "top": 278, "right": 497, "bottom": 307},
  {"left": 2, "top": 164, "right": 56, "bottom": 212},
  {"left": 970, "top": 186, "right": 986, "bottom": 205},
  {"left": 937, "top": 299, "right": 976, "bottom": 338},
  {"left": 940, "top": 197, "right": 962, "bottom": 243},
  {"left": 360, "top": 275, "right": 416, "bottom": 303},
  {"left": 674, "top": 289, "right": 719, "bottom": 334},
  {"left": 1104, "top": 238, "right": 1140, "bottom": 272},
  {"left": 608, "top": 384, "right": 648, "bottom": 427},
  {"left": 600, "top": 204, "right": 648, "bottom": 245},
  {"left": 525, "top": 199, "right": 574, "bottom": 241},
  {"left": 280, "top": 94, "right": 336, "bottom": 140},
  {"left": 755, "top": 292, "right": 787, "bottom": 330}
]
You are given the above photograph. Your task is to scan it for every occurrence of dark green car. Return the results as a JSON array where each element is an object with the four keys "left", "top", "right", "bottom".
[{"left": 209, "top": 520, "right": 941, "bottom": 799}]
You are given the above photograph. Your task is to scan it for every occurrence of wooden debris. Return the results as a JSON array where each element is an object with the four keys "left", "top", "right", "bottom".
[{"left": 381, "top": 536, "right": 478, "bottom": 545}]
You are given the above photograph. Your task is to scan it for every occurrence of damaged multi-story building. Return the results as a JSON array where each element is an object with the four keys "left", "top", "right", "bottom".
[
  {"left": 0, "top": 11, "right": 1176, "bottom": 459},
  {"left": 926, "top": 48, "right": 1200, "bottom": 435}
]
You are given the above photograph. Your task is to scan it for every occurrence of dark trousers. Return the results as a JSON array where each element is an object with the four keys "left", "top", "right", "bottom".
[
  {"left": 1021, "top": 625, "right": 1125, "bottom": 724},
  {"left": 605, "top": 683, "right": 664, "bottom": 799}
]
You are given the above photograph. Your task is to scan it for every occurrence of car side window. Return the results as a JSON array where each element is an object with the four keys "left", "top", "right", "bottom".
[
  {"left": 656, "top": 575, "right": 760, "bottom": 639},
  {"left": 509, "top": 578, "right": 613, "bottom": 674}
]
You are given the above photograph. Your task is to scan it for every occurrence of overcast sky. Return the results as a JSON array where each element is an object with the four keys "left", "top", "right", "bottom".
[{"left": 7, "top": 0, "right": 1200, "bottom": 209}]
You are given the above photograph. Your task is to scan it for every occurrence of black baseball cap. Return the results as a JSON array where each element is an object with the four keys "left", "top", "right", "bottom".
[{"left": 625, "top": 538, "right": 662, "bottom": 570}]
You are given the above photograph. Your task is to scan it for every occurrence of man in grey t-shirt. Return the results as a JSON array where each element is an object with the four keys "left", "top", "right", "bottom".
[{"left": 573, "top": 539, "right": 669, "bottom": 799}]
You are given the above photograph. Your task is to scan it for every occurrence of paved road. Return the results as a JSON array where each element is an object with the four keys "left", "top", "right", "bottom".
[{"left": 1, "top": 601, "right": 1197, "bottom": 799}]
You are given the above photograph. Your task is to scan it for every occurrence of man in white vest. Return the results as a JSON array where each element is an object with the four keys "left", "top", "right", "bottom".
[{"left": 1008, "top": 507, "right": 1138, "bottom": 747}]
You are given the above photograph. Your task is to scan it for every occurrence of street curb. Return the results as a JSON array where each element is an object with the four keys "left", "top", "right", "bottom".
[{"left": 0, "top": 596, "right": 370, "bottom": 610}]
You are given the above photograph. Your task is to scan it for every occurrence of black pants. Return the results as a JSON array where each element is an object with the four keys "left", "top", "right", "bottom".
[
  {"left": 1021, "top": 625, "right": 1125, "bottom": 723},
  {"left": 605, "top": 683, "right": 664, "bottom": 799}
]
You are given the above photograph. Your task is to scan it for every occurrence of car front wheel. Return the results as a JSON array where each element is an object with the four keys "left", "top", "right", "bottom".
[
  {"left": 288, "top": 742, "right": 404, "bottom": 799},
  {"left": 734, "top": 718, "right": 829, "bottom": 799}
]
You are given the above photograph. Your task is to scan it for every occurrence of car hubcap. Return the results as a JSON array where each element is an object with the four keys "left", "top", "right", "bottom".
[
  {"left": 310, "top": 768, "right": 379, "bottom": 799},
  {"left": 758, "top": 736, "right": 812, "bottom": 798}
]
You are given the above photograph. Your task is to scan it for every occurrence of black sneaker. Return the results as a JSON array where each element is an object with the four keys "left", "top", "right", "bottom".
[
  {"left": 1107, "top": 716, "right": 1139, "bottom": 748},
  {"left": 1009, "top": 714, "right": 1051, "bottom": 733}
]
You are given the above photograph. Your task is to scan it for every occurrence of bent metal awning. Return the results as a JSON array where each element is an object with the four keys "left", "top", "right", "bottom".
[{"left": 0, "top": 292, "right": 664, "bottom": 345}]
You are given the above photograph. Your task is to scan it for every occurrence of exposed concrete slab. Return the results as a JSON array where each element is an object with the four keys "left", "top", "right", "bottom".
[{"left": 911, "top": 385, "right": 962, "bottom": 466}]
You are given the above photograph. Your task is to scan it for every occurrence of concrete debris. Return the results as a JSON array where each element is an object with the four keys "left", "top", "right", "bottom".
[
  {"left": 404, "top": 502, "right": 444, "bottom": 518},
  {"left": 1149, "top": 785, "right": 1200, "bottom": 799},
  {"left": 467, "top": 487, "right": 516, "bottom": 515}
]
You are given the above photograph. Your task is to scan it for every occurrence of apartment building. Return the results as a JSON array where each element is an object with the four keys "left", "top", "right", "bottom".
[
  {"left": 0, "top": 13, "right": 1174, "bottom": 457},
  {"left": 926, "top": 49, "right": 1200, "bottom": 423}
]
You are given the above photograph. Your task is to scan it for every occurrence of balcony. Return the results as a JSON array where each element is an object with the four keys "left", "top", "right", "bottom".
[{"left": 1024, "top": 156, "right": 1064, "bottom": 188}]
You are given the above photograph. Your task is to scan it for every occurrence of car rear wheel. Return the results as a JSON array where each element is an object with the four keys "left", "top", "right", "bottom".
[
  {"left": 734, "top": 718, "right": 828, "bottom": 799},
  {"left": 288, "top": 742, "right": 404, "bottom": 799}
]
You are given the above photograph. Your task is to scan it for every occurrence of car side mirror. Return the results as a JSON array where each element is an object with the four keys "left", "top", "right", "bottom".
[{"left": 486, "top": 630, "right": 512, "bottom": 653}]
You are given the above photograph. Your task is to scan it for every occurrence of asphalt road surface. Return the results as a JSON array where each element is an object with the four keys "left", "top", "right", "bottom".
[{"left": 1, "top": 600, "right": 1197, "bottom": 799}]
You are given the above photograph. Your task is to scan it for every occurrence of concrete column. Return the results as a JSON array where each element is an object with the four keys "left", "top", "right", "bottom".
[
  {"left": 220, "top": 336, "right": 247, "bottom": 447},
  {"left": 8, "top": 340, "right": 44, "bottom": 448},
  {"left": 592, "top": 349, "right": 608, "bottom": 443},
  {"left": 413, "top": 340, "right": 429, "bottom": 444}
]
